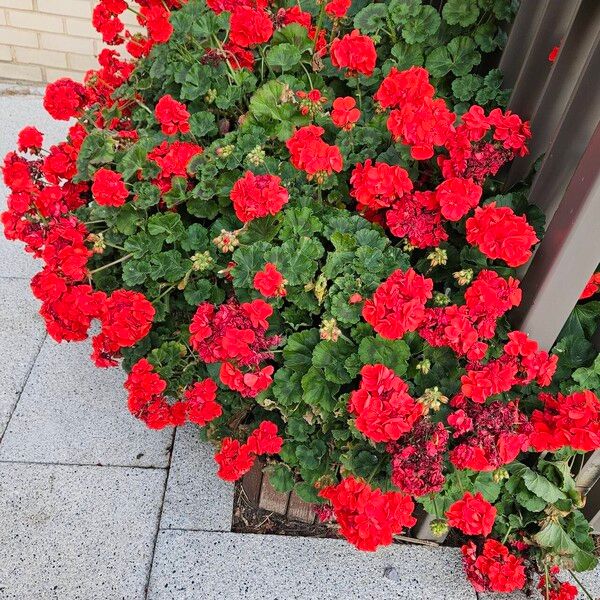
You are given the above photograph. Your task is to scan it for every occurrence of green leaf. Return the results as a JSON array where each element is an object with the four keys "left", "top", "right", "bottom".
[
  {"left": 312, "top": 339, "right": 355, "bottom": 384},
  {"left": 452, "top": 74, "right": 483, "bottom": 102},
  {"left": 189, "top": 111, "right": 217, "bottom": 138},
  {"left": 294, "top": 481, "right": 320, "bottom": 503},
  {"left": 301, "top": 367, "right": 340, "bottom": 412},
  {"left": 390, "top": 43, "right": 424, "bottom": 70},
  {"left": 401, "top": 5, "right": 441, "bottom": 44},
  {"left": 76, "top": 130, "right": 115, "bottom": 179},
  {"left": 267, "top": 463, "right": 295, "bottom": 493},
  {"left": 296, "top": 440, "right": 327, "bottom": 471},
  {"left": 149, "top": 250, "right": 189, "bottom": 282},
  {"left": 266, "top": 238, "right": 324, "bottom": 286},
  {"left": 443, "top": 0, "right": 479, "bottom": 26},
  {"left": 147, "top": 213, "right": 185, "bottom": 243},
  {"left": 388, "top": 0, "right": 421, "bottom": 26},
  {"left": 183, "top": 279, "right": 212, "bottom": 306},
  {"left": 283, "top": 329, "right": 320, "bottom": 373},
  {"left": 572, "top": 354, "right": 600, "bottom": 390},
  {"left": 358, "top": 337, "right": 410, "bottom": 376},
  {"left": 510, "top": 463, "right": 566, "bottom": 504},
  {"left": 354, "top": 4, "right": 389, "bottom": 34},
  {"left": 124, "top": 231, "right": 164, "bottom": 259},
  {"left": 266, "top": 43, "right": 301, "bottom": 72},
  {"left": 231, "top": 242, "right": 270, "bottom": 288},
  {"left": 122, "top": 259, "right": 151, "bottom": 287},
  {"left": 447, "top": 36, "right": 481, "bottom": 76},
  {"left": 271, "top": 23, "right": 313, "bottom": 55}
]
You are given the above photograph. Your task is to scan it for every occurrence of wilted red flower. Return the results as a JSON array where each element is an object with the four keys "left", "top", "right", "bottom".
[
  {"left": 230, "top": 171, "right": 289, "bottom": 223},
  {"left": 349, "top": 364, "right": 423, "bottom": 442},
  {"left": 91, "top": 168, "right": 129, "bottom": 207},
  {"left": 229, "top": 7, "right": 273, "bottom": 48},
  {"left": 254, "top": 262, "right": 286, "bottom": 297},
  {"left": 155, "top": 94, "right": 190, "bottom": 136},
  {"left": 466, "top": 203, "right": 538, "bottom": 267},
  {"left": 446, "top": 492, "right": 496, "bottom": 537},
  {"left": 330, "top": 30, "right": 377, "bottom": 77},
  {"left": 362, "top": 268, "right": 433, "bottom": 339},
  {"left": 320, "top": 476, "right": 416, "bottom": 551},
  {"left": 331, "top": 96, "right": 360, "bottom": 130},
  {"left": 43, "top": 78, "right": 88, "bottom": 121}
]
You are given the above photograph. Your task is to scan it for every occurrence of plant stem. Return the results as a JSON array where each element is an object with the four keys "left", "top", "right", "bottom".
[
  {"left": 89, "top": 253, "right": 133, "bottom": 275},
  {"left": 568, "top": 570, "right": 595, "bottom": 600}
]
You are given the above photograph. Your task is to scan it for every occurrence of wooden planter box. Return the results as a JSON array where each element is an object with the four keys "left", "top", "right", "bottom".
[{"left": 241, "top": 461, "right": 316, "bottom": 524}]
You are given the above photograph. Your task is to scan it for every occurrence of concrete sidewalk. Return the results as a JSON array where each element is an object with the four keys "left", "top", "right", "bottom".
[{"left": 0, "top": 90, "right": 598, "bottom": 600}]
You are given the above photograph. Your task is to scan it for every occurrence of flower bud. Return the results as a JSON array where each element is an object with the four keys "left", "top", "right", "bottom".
[
  {"left": 416, "top": 359, "right": 431, "bottom": 375},
  {"left": 453, "top": 269, "right": 473, "bottom": 286},
  {"left": 492, "top": 467, "right": 509, "bottom": 483},
  {"left": 216, "top": 144, "right": 234, "bottom": 158},
  {"left": 430, "top": 519, "right": 449, "bottom": 537},
  {"left": 320, "top": 318, "right": 342, "bottom": 342},
  {"left": 191, "top": 251, "right": 213, "bottom": 272},
  {"left": 427, "top": 248, "right": 447, "bottom": 267},
  {"left": 213, "top": 229, "right": 240, "bottom": 253},
  {"left": 205, "top": 89, "right": 217, "bottom": 104},
  {"left": 314, "top": 274, "right": 328, "bottom": 304},
  {"left": 417, "top": 387, "right": 448, "bottom": 414},
  {"left": 433, "top": 292, "right": 450, "bottom": 306},
  {"left": 246, "top": 145, "right": 266, "bottom": 166}
]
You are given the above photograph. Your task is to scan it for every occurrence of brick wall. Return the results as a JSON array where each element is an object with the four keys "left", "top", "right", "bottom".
[{"left": 0, "top": 0, "right": 139, "bottom": 84}]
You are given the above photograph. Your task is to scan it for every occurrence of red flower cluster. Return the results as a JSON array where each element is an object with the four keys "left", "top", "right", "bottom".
[
  {"left": 325, "top": 0, "right": 351, "bottom": 19},
  {"left": 446, "top": 492, "right": 496, "bottom": 537},
  {"left": 286, "top": 125, "right": 343, "bottom": 181},
  {"left": 388, "top": 420, "right": 448, "bottom": 496},
  {"left": 91, "top": 289, "right": 155, "bottom": 367},
  {"left": 229, "top": 6, "right": 273, "bottom": 48},
  {"left": 466, "top": 203, "right": 539, "bottom": 267},
  {"left": 330, "top": 30, "right": 377, "bottom": 77},
  {"left": 215, "top": 420, "right": 283, "bottom": 481},
  {"left": 376, "top": 67, "right": 455, "bottom": 160},
  {"left": 449, "top": 399, "right": 531, "bottom": 471},
  {"left": 148, "top": 140, "right": 203, "bottom": 193},
  {"left": 434, "top": 177, "right": 482, "bottom": 221},
  {"left": 580, "top": 271, "right": 600, "bottom": 299},
  {"left": 461, "top": 540, "right": 526, "bottom": 593},
  {"left": 362, "top": 268, "right": 433, "bottom": 339},
  {"left": 124, "top": 358, "right": 184, "bottom": 429},
  {"left": 331, "top": 97, "right": 360, "bottom": 130},
  {"left": 537, "top": 567, "right": 579, "bottom": 600},
  {"left": 229, "top": 171, "right": 289, "bottom": 223},
  {"left": 253, "top": 263, "right": 286, "bottom": 297},
  {"left": 349, "top": 364, "right": 423, "bottom": 443},
  {"left": 17, "top": 126, "right": 44, "bottom": 153},
  {"left": 319, "top": 476, "right": 416, "bottom": 551},
  {"left": 189, "top": 299, "right": 279, "bottom": 397},
  {"left": 350, "top": 160, "right": 412, "bottom": 211},
  {"left": 92, "top": 168, "right": 129, "bottom": 207},
  {"left": 530, "top": 390, "right": 600, "bottom": 452},
  {"left": 43, "top": 78, "right": 88, "bottom": 121},
  {"left": 155, "top": 95, "right": 190, "bottom": 136},
  {"left": 184, "top": 378, "right": 222, "bottom": 426}
]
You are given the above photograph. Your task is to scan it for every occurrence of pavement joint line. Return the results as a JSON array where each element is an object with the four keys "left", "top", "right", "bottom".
[
  {"left": 0, "top": 275, "right": 32, "bottom": 280},
  {"left": 145, "top": 427, "right": 177, "bottom": 600},
  {"left": 0, "top": 458, "right": 170, "bottom": 471},
  {"left": 0, "top": 331, "right": 47, "bottom": 445}
]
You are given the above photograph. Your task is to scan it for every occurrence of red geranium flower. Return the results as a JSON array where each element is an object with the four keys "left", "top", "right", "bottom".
[
  {"left": 214, "top": 438, "right": 255, "bottom": 481},
  {"left": 254, "top": 262, "right": 286, "bottom": 297},
  {"left": 184, "top": 378, "right": 222, "bottom": 426},
  {"left": 349, "top": 364, "right": 423, "bottom": 442},
  {"left": 325, "top": 0, "right": 351, "bottom": 19},
  {"left": 331, "top": 97, "right": 361, "bottom": 130},
  {"left": 246, "top": 420, "right": 283, "bottom": 455},
  {"left": 43, "top": 78, "right": 88, "bottom": 121},
  {"left": 320, "top": 476, "right": 416, "bottom": 551},
  {"left": 286, "top": 125, "right": 343, "bottom": 180},
  {"left": 330, "top": 29, "right": 377, "bottom": 77},
  {"left": 229, "top": 7, "right": 273, "bottom": 48},
  {"left": 155, "top": 94, "right": 190, "bottom": 136},
  {"left": 466, "top": 203, "right": 538, "bottom": 267},
  {"left": 230, "top": 171, "right": 289, "bottom": 223},
  {"left": 435, "top": 177, "right": 482, "bottom": 221},
  {"left": 446, "top": 492, "right": 496, "bottom": 536},
  {"left": 91, "top": 168, "right": 129, "bottom": 207},
  {"left": 350, "top": 160, "right": 412, "bottom": 211},
  {"left": 139, "top": 3, "right": 173, "bottom": 44},
  {"left": 17, "top": 126, "right": 44, "bottom": 153},
  {"left": 362, "top": 268, "right": 433, "bottom": 339}
]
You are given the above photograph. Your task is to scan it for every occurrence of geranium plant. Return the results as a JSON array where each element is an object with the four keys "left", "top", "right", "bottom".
[{"left": 3, "top": 0, "right": 600, "bottom": 597}]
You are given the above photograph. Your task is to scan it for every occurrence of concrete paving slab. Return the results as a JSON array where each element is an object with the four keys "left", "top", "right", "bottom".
[
  {"left": 0, "top": 461, "right": 165, "bottom": 600},
  {"left": 0, "top": 278, "right": 45, "bottom": 436},
  {"left": 160, "top": 424, "right": 233, "bottom": 532},
  {"left": 147, "top": 530, "right": 478, "bottom": 600},
  {"left": 0, "top": 92, "right": 69, "bottom": 279},
  {"left": 0, "top": 336, "right": 173, "bottom": 468}
]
